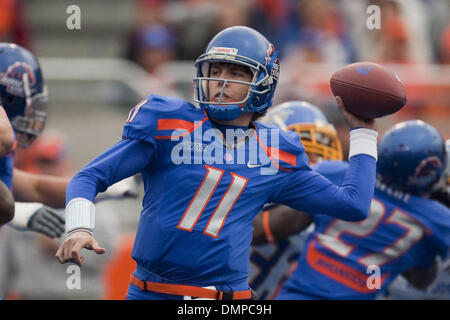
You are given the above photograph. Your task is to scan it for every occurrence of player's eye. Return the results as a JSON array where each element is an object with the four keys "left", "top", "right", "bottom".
[{"left": 210, "top": 68, "right": 221, "bottom": 77}]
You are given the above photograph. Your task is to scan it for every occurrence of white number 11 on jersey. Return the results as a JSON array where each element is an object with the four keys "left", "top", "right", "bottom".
[{"left": 177, "top": 165, "right": 248, "bottom": 238}]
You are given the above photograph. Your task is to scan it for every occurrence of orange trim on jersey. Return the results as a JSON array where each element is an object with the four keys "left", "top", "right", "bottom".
[
  {"left": 155, "top": 117, "right": 208, "bottom": 139},
  {"left": 126, "top": 99, "right": 148, "bottom": 123},
  {"left": 270, "top": 147, "right": 296, "bottom": 167},
  {"left": 253, "top": 130, "right": 296, "bottom": 172},
  {"left": 130, "top": 275, "right": 252, "bottom": 300},
  {"left": 262, "top": 210, "right": 275, "bottom": 243},
  {"left": 306, "top": 240, "right": 389, "bottom": 293},
  {"left": 157, "top": 119, "right": 197, "bottom": 131}
]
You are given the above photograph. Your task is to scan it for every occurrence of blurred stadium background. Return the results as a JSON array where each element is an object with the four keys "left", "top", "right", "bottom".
[{"left": 0, "top": 0, "right": 449, "bottom": 299}]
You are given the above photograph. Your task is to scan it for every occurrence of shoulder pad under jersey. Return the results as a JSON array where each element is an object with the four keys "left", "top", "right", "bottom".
[
  {"left": 253, "top": 121, "right": 310, "bottom": 171},
  {"left": 122, "top": 94, "right": 207, "bottom": 142}
]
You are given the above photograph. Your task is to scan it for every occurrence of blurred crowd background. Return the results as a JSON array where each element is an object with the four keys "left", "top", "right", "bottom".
[{"left": 0, "top": 0, "right": 449, "bottom": 299}]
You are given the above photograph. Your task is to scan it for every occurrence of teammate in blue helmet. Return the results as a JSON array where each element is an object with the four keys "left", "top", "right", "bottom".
[
  {"left": 263, "top": 101, "right": 343, "bottom": 163},
  {"left": 377, "top": 120, "right": 447, "bottom": 195},
  {"left": 0, "top": 43, "right": 67, "bottom": 238},
  {"left": 0, "top": 43, "right": 49, "bottom": 190},
  {"left": 253, "top": 116, "right": 450, "bottom": 300},
  {"left": 0, "top": 43, "right": 47, "bottom": 148},
  {"left": 383, "top": 139, "right": 450, "bottom": 300},
  {"left": 383, "top": 138, "right": 450, "bottom": 299},
  {"left": 57, "top": 26, "right": 379, "bottom": 300}
]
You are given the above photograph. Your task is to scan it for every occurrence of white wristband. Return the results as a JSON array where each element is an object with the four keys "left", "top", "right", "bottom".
[
  {"left": 348, "top": 128, "right": 378, "bottom": 161},
  {"left": 9, "top": 202, "right": 43, "bottom": 230},
  {"left": 66, "top": 197, "right": 95, "bottom": 234}
]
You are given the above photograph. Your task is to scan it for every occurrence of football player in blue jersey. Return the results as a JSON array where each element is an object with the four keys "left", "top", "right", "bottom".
[
  {"left": 380, "top": 139, "right": 450, "bottom": 300},
  {"left": 254, "top": 114, "right": 449, "bottom": 299},
  {"left": 0, "top": 43, "right": 67, "bottom": 237},
  {"left": 250, "top": 101, "right": 343, "bottom": 299},
  {"left": 56, "top": 26, "right": 379, "bottom": 300}
]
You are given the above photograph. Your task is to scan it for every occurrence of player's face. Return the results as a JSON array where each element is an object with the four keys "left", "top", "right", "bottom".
[{"left": 207, "top": 62, "right": 253, "bottom": 104}]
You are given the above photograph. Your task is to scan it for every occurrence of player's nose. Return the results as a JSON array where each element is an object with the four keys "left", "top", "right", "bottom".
[{"left": 213, "top": 77, "right": 227, "bottom": 89}]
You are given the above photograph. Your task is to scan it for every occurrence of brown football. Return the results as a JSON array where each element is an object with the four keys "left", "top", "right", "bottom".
[{"left": 330, "top": 62, "right": 407, "bottom": 119}]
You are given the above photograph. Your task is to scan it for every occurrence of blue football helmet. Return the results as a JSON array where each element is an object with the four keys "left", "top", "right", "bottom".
[
  {"left": 377, "top": 120, "right": 447, "bottom": 195},
  {"left": 264, "top": 101, "right": 343, "bottom": 162},
  {"left": 0, "top": 43, "right": 47, "bottom": 148},
  {"left": 194, "top": 26, "right": 279, "bottom": 121}
]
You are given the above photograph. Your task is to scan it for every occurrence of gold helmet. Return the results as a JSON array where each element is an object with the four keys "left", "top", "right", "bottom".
[{"left": 264, "top": 101, "right": 343, "bottom": 163}]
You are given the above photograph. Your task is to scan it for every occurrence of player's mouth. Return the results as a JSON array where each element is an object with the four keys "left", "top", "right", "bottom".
[{"left": 211, "top": 92, "right": 231, "bottom": 103}]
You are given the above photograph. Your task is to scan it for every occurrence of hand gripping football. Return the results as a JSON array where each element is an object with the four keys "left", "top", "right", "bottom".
[{"left": 330, "top": 62, "right": 407, "bottom": 119}]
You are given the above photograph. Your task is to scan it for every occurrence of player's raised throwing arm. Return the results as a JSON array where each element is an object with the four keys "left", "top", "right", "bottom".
[
  {"left": 56, "top": 138, "right": 155, "bottom": 266},
  {"left": 273, "top": 97, "right": 377, "bottom": 221}
]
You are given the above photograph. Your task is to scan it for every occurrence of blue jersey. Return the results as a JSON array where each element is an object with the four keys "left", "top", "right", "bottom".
[
  {"left": 279, "top": 160, "right": 450, "bottom": 300},
  {"left": 66, "top": 95, "right": 376, "bottom": 291},
  {"left": 249, "top": 225, "right": 312, "bottom": 299}
]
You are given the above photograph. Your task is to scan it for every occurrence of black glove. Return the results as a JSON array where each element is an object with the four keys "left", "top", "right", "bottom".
[{"left": 27, "top": 206, "right": 65, "bottom": 238}]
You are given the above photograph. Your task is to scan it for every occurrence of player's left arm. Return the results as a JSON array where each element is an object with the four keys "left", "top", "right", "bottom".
[
  {"left": 12, "top": 168, "right": 68, "bottom": 208},
  {"left": 402, "top": 259, "right": 438, "bottom": 290},
  {"left": 252, "top": 205, "right": 312, "bottom": 245}
]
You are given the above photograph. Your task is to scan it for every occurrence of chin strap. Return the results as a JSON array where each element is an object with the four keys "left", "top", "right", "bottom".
[{"left": 204, "top": 103, "right": 244, "bottom": 121}]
